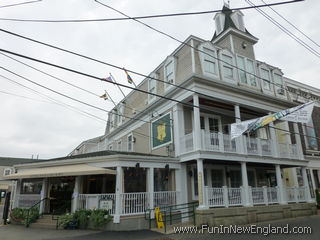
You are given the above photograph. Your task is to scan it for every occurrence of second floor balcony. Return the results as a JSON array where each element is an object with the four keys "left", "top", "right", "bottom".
[{"left": 180, "top": 130, "right": 302, "bottom": 160}]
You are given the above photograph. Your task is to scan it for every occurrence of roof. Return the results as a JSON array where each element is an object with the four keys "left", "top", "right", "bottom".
[
  {"left": 211, "top": 5, "right": 256, "bottom": 41},
  {"left": 0, "top": 157, "right": 41, "bottom": 167},
  {"left": 51, "top": 150, "right": 174, "bottom": 161}
]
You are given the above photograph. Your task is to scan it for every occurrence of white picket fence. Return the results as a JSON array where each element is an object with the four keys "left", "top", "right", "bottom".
[
  {"left": 78, "top": 191, "right": 179, "bottom": 216},
  {"left": 205, "top": 186, "right": 308, "bottom": 208}
]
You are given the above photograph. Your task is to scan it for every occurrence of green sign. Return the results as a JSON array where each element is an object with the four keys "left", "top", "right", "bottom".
[{"left": 151, "top": 113, "right": 172, "bottom": 149}]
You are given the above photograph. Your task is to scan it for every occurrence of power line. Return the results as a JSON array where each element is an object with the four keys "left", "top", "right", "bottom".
[
  {"left": 0, "top": 64, "right": 151, "bottom": 124},
  {"left": 0, "top": 89, "right": 53, "bottom": 104},
  {"left": 245, "top": 0, "right": 320, "bottom": 58},
  {"left": 260, "top": 0, "right": 320, "bottom": 48},
  {"left": 0, "top": 0, "right": 41, "bottom": 9},
  {"left": 0, "top": 0, "right": 303, "bottom": 23},
  {"left": 0, "top": 74, "right": 107, "bottom": 123},
  {"left": 1, "top": 48, "right": 319, "bottom": 143}
]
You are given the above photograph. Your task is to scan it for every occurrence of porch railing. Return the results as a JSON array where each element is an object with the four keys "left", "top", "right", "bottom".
[
  {"left": 205, "top": 186, "right": 307, "bottom": 208},
  {"left": 180, "top": 131, "right": 301, "bottom": 160},
  {"left": 77, "top": 191, "right": 179, "bottom": 216}
]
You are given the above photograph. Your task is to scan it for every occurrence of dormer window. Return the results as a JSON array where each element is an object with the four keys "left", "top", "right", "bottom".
[
  {"left": 117, "top": 103, "right": 125, "bottom": 125},
  {"left": 237, "top": 55, "right": 257, "bottom": 87},
  {"left": 199, "top": 42, "right": 219, "bottom": 79},
  {"left": 214, "top": 13, "right": 225, "bottom": 35},
  {"left": 231, "top": 11, "right": 245, "bottom": 32},
  {"left": 273, "top": 72, "right": 285, "bottom": 96},
  {"left": 110, "top": 110, "right": 117, "bottom": 131},
  {"left": 164, "top": 56, "right": 176, "bottom": 90},
  {"left": 148, "top": 73, "right": 158, "bottom": 103},
  {"left": 220, "top": 50, "right": 236, "bottom": 83},
  {"left": 260, "top": 68, "right": 272, "bottom": 91}
]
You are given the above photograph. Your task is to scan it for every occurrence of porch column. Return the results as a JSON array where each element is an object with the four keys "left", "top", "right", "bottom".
[
  {"left": 39, "top": 178, "right": 48, "bottom": 214},
  {"left": 301, "top": 167, "right": 312, "bottom": 202},
  {"left": 196, "top": 159, "right": 207, "bottom": 209},
  {"left": 147, "top": 167, "right": 154, "bottom": 212},
  {"left": 13, "top": 179, "right": 21, "bottom": 208},
  {"left": 240, "top": 162, "right": 251, "bottom": 206},
  {"left": 293, "top": 123, "right": 304, "bottom": 160},
  {"left": 275, "top": 164, "right": 287, "bottom": 204},
  {"left": 193, "top": 95, "right": 202, "bottom": 151},
  {"left": 114, "top": 166, "right": 123, "bottom": 223},
  {"left": 173, "top": 104, "right": 184, "bottom": 156},
  {"left": 71, "top": 176, "right": 81, "bottom": 213},
  {"left": 235, "top": 105, "right": 245, "bottom": 154},
  {"left": 269, "top": 121, "right": 279, "bottom": 158},
  {"left": 309, "top": 169, "right": 316, "bottom": 196}
]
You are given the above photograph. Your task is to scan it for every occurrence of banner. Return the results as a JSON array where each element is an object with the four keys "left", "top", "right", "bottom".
[
  {"left": 151, "top": 113, "right": 172, "bottom": 149},
  {"left": 231, "top": 101, "right": 315, "bottom": 139}
]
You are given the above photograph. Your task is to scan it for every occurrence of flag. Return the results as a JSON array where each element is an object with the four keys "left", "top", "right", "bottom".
[
  {"left": 230, "top": 101, "right": 315, "bottom": 139},
  {"left": 123, "top": 68, "right": 133, "bottom": 84},
  {"left": 100, "top": 91, "right": 108, "bottom": 100},
  {"left": 104, "top": 75, "right": 113, "bottom": 82}
]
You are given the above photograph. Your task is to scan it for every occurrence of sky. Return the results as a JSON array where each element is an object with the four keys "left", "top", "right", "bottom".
[{"left": 0, "top": 0, "right": 319, "bottom": 159}]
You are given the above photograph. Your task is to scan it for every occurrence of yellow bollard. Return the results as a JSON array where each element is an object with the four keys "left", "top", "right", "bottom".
[{"left": 155, "top": 207, "right": 164, "bottom": 229}]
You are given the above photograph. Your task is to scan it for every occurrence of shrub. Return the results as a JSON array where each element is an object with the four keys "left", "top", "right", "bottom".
[
  {"left": 74, "top": 209, "right": 91, "bottom": 228},
  {"left": 58, "top": 213, "right": 75, "bottom": 229},
  {"left": 89, "top": 209, "right": 111, "bottom": 228},
  {"left": 10, "top": 207, "right": 40, "bottom": 225}
]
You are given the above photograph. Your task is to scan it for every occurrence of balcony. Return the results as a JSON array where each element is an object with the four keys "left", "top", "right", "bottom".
[{"left": 180, "top": 130, "right": 302, "bottom": 160}]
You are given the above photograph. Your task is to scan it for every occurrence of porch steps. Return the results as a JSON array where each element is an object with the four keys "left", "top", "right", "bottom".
[{"left": 30, "top": 215, "right": 57, "bottom": 229}]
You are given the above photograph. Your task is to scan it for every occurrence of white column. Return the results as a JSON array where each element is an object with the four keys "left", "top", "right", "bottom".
[
  {"left": 196, "top": 159, "right": 207, "bottom": 209},
  {"left": 309, "top": 168, "right": 316, "bottom": 199},
  {"left": 39, "top": 178, "right": 48, "bottom": 214},
  {"left": 114, "top": 166, "right": 123, "bottom": 223},
  {"left": 269, "top": 121, "right": 279, "bottom": 158},
  {"left": 275, "top": 164, "right": 287, "bottom": 204},
  {"left": 301, "top": 167, "right": 312, "bottom": 202},
  {"left": 147, "top": 167, "right": 154, "bottom": 212},
  {"left": 293, "top": 123, "right": 304, "bottom": 160},
  {"left": 193, "top": 95, "right": 202, "bottom": 151},
  {"left": 240, "top": 162, "right": 251, "bottom": 206},
  {"left": 13, "top": 179, "right": 21, "bottom": 208},
  {"left": 234, "top": 105, "right": 245, "bottom": 154},
  {"left": 173, "top": 104, "right": 184, "bottom": 156},
  {"left": 71, "top": 176, "right": 81, "bottom": 213},
  {"left": 10, "top": 180, "right": 17, "bottom": 209}
]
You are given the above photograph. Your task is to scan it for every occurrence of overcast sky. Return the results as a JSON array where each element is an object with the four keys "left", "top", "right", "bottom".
[{"left": 0, "top": 0, "right": 319, "bottom": 159}]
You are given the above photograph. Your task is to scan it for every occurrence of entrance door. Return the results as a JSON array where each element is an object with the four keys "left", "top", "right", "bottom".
[
  {"left": 200, "top": 114, "right": 222, "bottom": 148},
  {"left": 48, "top": 177, "right": 75, "bottom": 214}
]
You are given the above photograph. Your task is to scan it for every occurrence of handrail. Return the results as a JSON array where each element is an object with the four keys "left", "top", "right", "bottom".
[{"left": 25, "top": 197, "right": 50, "bottom": 228}]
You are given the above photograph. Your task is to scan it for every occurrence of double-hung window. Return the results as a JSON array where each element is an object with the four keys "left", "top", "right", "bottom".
[
  {"left": 127, "top": 134, "right": 133, "bottom": 152},
  {"left": 237, "top": 56, "right": 257, "bottom": 87},
  {"left": 221, "top": 53, "right": 235, "bottom": 81},
  {"left": 118, "top": 104, "right": 125, "bottom": 125},
  {"left": 237, "top": 56, "right": 247, "bottom": 84},
  {"left": 164, "top": 57, "right": 175, "bottom": 90},
  {"left": 273, "top": 73, "right": 285, "bottom": 95},
  {"left": 203, "top": 47, "right": 216, "bottom": 74},
  {"left": 246, "top": 59, "right": 257, "bottom": 87},
  {"left": 148, "top": 73, "right": 157, "bottom": 103},
  {"left": 261, "top": 68, "right": 271, "bottom": 91}
]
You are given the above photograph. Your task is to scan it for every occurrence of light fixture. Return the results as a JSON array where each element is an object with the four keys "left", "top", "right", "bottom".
[{"left": 241, "top": 41, "right": 247, "bottom": 49}]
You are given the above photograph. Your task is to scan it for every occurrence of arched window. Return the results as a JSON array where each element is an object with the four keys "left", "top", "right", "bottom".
[
  {"left": 214, "top": 13, "right": 225, "bottom": 35},
  {"left": 198, "top": 42, "right": 219, "bottom": 79},
  {"left": 231, "top": 11, "right": 245, "bottom": 32}
]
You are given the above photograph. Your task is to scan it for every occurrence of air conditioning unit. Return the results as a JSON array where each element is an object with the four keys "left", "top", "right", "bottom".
[{"left": 277, "top": 88, "right": 285, "bottom": 95}]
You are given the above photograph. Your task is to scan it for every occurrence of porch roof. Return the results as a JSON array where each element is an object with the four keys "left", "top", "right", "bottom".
[{"left": 1, "top": 164, "right": 116, "bottom": 179}]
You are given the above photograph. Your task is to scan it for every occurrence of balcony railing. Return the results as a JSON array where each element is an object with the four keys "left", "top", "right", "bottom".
[{"left": 180, "top": 130, "right": 302, "bottom": 160}]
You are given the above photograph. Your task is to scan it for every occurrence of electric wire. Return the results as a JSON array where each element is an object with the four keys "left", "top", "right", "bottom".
[
  {"left": 0, "top": 0, "right": 41, "bottom": 9},
  {"left": 0, "top": 0, "right": 303, "bottom": 23}
]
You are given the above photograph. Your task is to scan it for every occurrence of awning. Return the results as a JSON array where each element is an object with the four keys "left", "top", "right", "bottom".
[{"left": 1, "top": 164, "right": 116, "bottom": 180}]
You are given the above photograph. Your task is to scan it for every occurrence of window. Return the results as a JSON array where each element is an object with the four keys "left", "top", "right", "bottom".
[
  {"left": 237, "top": 56, "right": 247, "bottom": 84},
  {"left": 110, "top": 110, "right": 117, "bottom": 130},
  {"left": 3, "top": 168, "right": 11, "bottom": 176},
  {"left": 221, "top": 54, "right": 234, "bottom": 80},
  {"left": 118, "top": 104, "right": 125, "bottom": 125},
  {"left": 214, "top": 14, "right": 225, "bottom": 35},
  {"left": 164, "top": 57, "right": 175, "bottom": 90},
  {"left": 216, "top": 16, "right": 222, "bottom": 34},
  {"left": 148, "top": 73, "right": 157, "bottom": 103},
  {"left": 273, "top": 73, "right": 285, "bottom": 95},
  {"left": 211, "top": 169, "right": 224, "bottom": 187},
  {"left": 261, "top": 68, "right": 271, "bottom": 91},
  {"left": 127, "top": 134, "right": 133, "bottom": 152},
  {"left": 203, "top": 48, "right": 216, "bottom": 74},
  {"left": 21, "top": 179, "right": 42, "bottom": 194},
  {"left": 237, "top": 56, "right": 257, "bottom": 87},
  {"left": 231, "top": 11, "right": 245, "bottom": 32}
]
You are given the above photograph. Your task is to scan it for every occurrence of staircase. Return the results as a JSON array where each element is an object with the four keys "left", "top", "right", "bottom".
[{"left": 30, "top": 215, "right": 58, "bottom": 229}]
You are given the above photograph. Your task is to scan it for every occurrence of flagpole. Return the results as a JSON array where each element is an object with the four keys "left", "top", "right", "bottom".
[
  {"left": 105, "top": 91, "right": 117, "bottom": 107},
  {"left": 109, "top": 73, "right": 127, "bottom": 100}
]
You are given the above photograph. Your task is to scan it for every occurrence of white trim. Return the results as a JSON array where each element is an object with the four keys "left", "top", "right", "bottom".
[
  {"left": 148, "top": 73, "right": 158, "bottom": 104},
  {"left": 219, "top": 49, "right": 237, "bottom": 84},
  {"left": 236, "top": 54, "right": 259, "bottom": 89}
]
